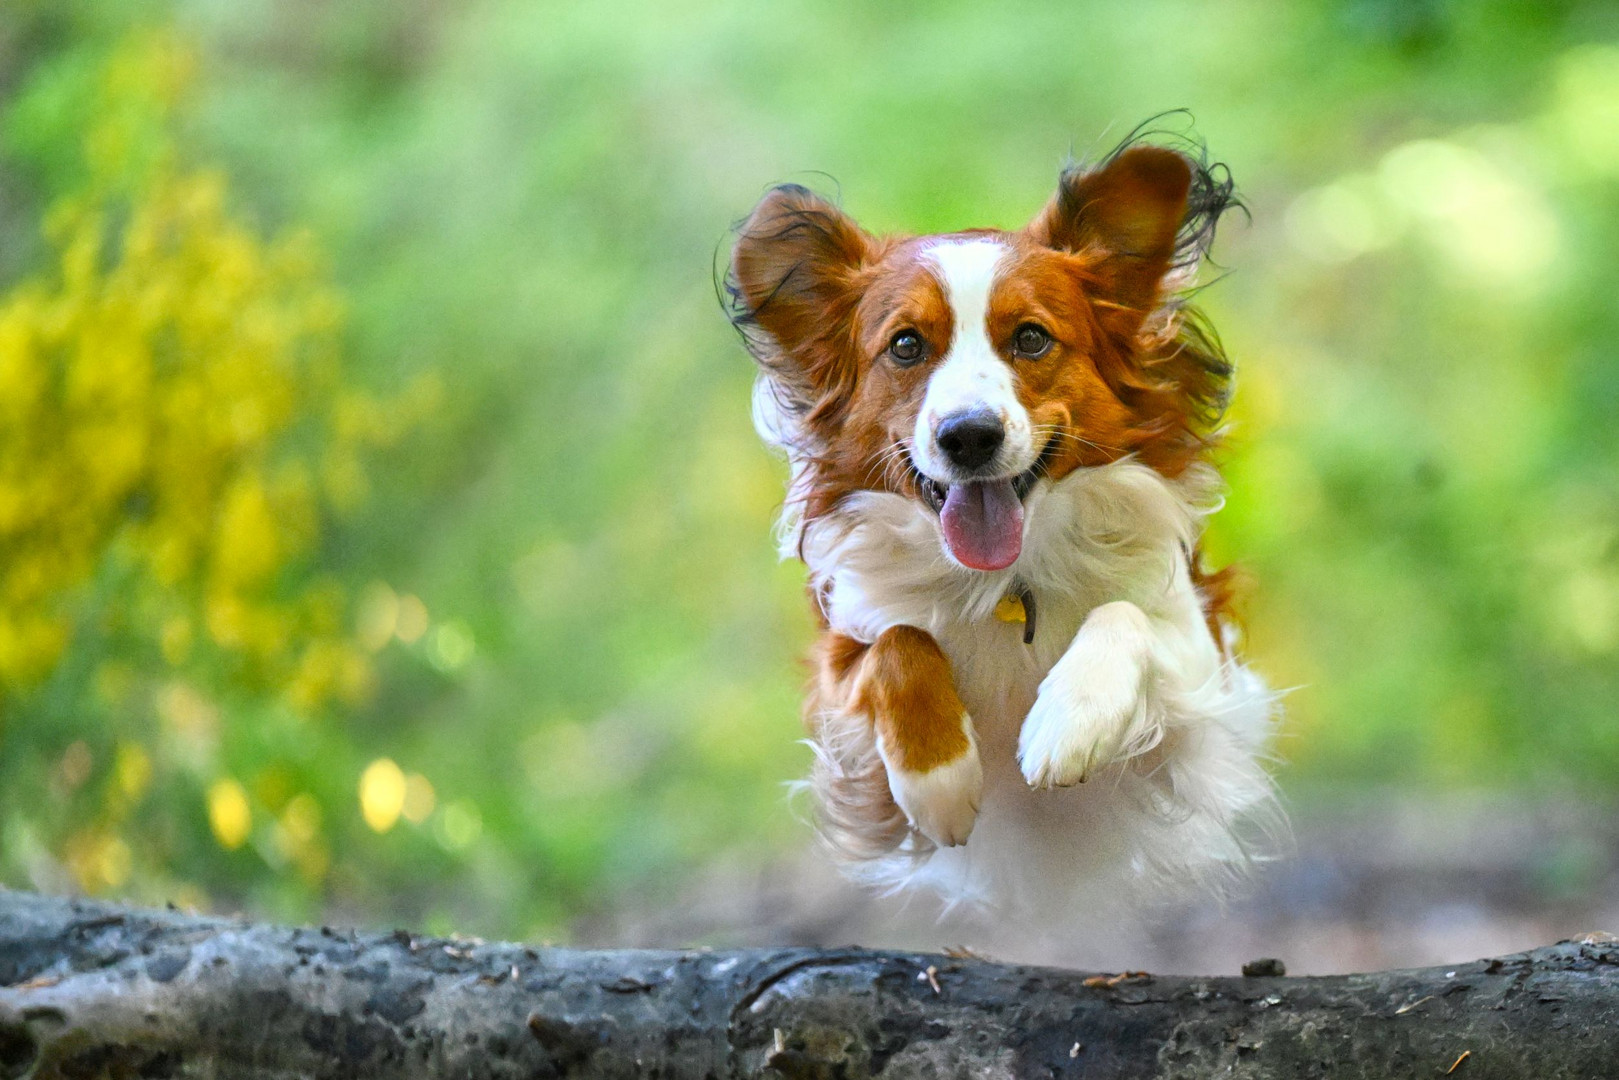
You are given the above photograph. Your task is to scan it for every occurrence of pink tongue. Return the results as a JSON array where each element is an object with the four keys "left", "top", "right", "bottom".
[{"left": 940, "top": 480, "right": 1024, "bottom": 571}]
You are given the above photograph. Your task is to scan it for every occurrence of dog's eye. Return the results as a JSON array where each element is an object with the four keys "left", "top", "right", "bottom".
[
  {"left": 1012, "top": 324, "right": 1053, "bottom": 359},
  {"left": 888, "top": 331, "right": 925, "bottom": 366}
]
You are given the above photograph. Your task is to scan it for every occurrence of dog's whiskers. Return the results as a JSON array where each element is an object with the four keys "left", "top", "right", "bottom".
[
  {"left": 862, "top": 438, "right": 917, "bottom": 488},
  {"left": 1031, "top": 424, "right": 1126, "bottom": 458}
]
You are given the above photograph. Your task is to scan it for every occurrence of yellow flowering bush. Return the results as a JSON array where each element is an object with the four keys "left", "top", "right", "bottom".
[
  {"left": 0, "top": 32, "right": 424, "bottom": 705},
  {"left": 0, "top": 30, "right": 437, "bottom": 898}
]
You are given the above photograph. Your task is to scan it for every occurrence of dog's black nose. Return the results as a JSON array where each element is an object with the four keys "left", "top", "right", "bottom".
[{"left": 936, "top": 410, "right": 1005, "bottom": 471}]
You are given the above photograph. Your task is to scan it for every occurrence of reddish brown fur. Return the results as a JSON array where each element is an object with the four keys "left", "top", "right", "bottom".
[
  {"left": 803, "top": 631, "right": 913, "bottom": 861},
  {"left": 800, "top": 624, "right": 970, "bottom": 861},
  {"left": 852, "top": 626, "right": 971, "bottom": 773},
  {"left": 730, "top": 143, "right": 1242, "bottom": 859},
  {"left": 1190, "top": 553, "right": 1245, "bottom": 651},
  {"left": 731, "top": 148, "right": 1231, "bottom": 523}
]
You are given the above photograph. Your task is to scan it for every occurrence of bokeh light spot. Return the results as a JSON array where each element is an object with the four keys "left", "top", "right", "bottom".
[
  {"left": 427, "top": 620, "right": 475, "bottom": 672},
  {"left": 356, "top": 582, "right": 399, "bottom": 653},
  {"left": 58, "top": 741, "right": 92, "bottom": 791},
  {"left": 395, "top": 594, "right": 429, "bottom": 644},
  {"left": 436, "top": 800, "right": 482, "bottom": 851},
  {"left": 114, "top": 742, "right": 152, "bottom": 801},
  {"left": 280, "top": 793, "right": 322, "bottom": 844},
  {"left": 359, "top": 758, "right": 407, "bottom": 833},
  {"left": 98, "top": 838, "right": 132, "bottom": 888},
  {"left": 207, "top": 779, "right": 252, "bottom": 850},
  {"left": 402, "top": 772, "right": 436, "bottom": 824}
]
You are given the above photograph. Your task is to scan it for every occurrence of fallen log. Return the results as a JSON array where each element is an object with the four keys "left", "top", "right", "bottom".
[{"left": 0, "top": 887, "right": 1615, "bottom": 1078}]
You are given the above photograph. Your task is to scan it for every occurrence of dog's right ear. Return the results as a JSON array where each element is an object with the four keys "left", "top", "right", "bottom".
[
  {"left": 1029, "top": 146, "right": 1192, "bottom": 333},
  {"left": 728, "top": 185, "right": 872, "bottom": 423}
]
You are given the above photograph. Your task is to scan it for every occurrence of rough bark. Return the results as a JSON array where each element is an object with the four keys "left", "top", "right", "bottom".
[{"left": 0, "top": 888, "right": 1615, "bottom": 1078}]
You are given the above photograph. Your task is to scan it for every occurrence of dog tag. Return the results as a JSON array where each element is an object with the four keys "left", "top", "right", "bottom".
[
  {"left": 993, "top": 584, "right": 1038, "bottom": 645},
  {"left": 993, "top": 594, "right": 1026, "bottom": 624}
]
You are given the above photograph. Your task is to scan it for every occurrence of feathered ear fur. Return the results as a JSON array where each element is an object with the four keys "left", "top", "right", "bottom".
[
  {"left": 1030, "top": 146, "right": 1192, "bottom": 333},
  {"left": 726, "top": 185, "right": 873, "bottom": 435},
  {"left": 1026, "top": 138, "right": 1242, "bottom": 475}
]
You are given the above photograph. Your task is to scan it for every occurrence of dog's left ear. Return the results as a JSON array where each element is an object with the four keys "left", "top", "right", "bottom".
[
  {"left": 1030, "top": 146, "right": 1192, "bottom": 328},
  {"left": 729, "top": 184, "right": 873, "bottom": 427}
]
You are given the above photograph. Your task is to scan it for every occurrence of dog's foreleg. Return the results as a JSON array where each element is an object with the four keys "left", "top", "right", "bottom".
[
  {"left": 849, "top": 625, "right": 982, "bottom": 846},
  {"left": 1017, "top": 600, "right": 1158, "bottom": 788},
  {"left": 1018, "top": 546, "right": 1229, "bottom": 789}
]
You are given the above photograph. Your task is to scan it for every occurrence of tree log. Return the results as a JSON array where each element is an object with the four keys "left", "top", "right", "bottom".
[{"left": 0, "top": 888, "right": 1615, "bottom": 1078}]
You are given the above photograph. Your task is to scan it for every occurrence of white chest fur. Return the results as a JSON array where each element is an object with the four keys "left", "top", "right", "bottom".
[{"left": 794, "top": 458, "right": 1280, "bottom": 925}]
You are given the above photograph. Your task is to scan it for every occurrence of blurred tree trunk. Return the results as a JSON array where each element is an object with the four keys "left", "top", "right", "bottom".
[{"left": 1, "top": 889, "right": 1615, "bottom": 1078}]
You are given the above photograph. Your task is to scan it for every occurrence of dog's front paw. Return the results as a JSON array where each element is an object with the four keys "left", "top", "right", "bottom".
[
  {"left": 1019, "top": 663, "right": 1146, "bottom": 788},
  {"left": 1018, "top": 601, "right": 1155, "bottom": 789},
  {"left": 879, "top": 718, "right": 983, "bottom": 847}
]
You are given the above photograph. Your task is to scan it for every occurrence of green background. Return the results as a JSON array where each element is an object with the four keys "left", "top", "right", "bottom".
[{"left": 2, "top": 0, "right": 1617, "bottom": 943}]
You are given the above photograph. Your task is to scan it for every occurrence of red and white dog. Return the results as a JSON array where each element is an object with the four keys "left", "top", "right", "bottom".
[{"left": 728, "top": 138, "right": 1279, "bottom": 926}]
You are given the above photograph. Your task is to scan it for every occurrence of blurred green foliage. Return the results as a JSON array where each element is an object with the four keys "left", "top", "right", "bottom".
[{"left": 1, "top": 0, "right": 1617, "bottom": 940}]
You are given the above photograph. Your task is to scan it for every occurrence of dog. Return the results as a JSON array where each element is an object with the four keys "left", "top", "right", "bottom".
[{"left": 726, "top": 133, "right": 1280, "bottom": 930}]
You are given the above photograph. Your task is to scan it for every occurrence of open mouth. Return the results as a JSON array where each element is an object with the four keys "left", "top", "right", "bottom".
[
  {"left": 910, "top": 441, "right": 1053, "bottom": 572},
  {"left": 915, "top": 468, "right": 1039, "bottom": 515}
]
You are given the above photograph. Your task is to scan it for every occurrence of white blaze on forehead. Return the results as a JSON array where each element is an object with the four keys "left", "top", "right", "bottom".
[
  {"left": 913, "top": 237, "right": 1036, "bottom": 479},
  {"left": 929, "top": 238, "right": 1005, "bottom": 345}
]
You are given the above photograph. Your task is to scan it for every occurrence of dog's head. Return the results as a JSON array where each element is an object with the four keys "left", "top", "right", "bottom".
[{"left": 728, "top": 140, "right": 1236, "bottom": 572}]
